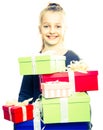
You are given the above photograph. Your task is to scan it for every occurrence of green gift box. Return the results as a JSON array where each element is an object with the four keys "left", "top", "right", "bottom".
[
  {"left": 42, "top": 92, "right": 90, "bottom": 124},
  {"left": 18, "top": 55, "right": 66, "bottom": 75}
]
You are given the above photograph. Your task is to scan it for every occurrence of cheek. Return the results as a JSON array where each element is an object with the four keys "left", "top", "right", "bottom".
[
  {"left": 57, "top": 28, "right": 65, "bottom": 34},
  {"left": 59, "top": 30, "right": 65, "bottom": 36},
  {"left": 41, "top": 29, "right": 48, "bottom": 35},
  {"left": 39, "top": 26, "right": 46, "bottom": 34}
]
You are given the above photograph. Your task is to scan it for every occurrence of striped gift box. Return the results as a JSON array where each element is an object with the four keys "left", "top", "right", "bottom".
[{"left": 41, "top": 81, "right": 74, "bottom": 98}]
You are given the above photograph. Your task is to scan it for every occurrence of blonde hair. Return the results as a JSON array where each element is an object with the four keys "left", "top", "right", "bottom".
[{"left": 39, "top": 3, "right": 66, "bottom": 52}]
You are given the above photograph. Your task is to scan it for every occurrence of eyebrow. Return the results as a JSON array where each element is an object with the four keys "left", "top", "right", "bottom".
[{"left": 42, "top": 22, "right": 63, "bottom": 25}]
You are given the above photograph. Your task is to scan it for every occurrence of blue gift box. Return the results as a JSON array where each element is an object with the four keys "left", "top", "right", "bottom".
[
  {"left": 43, "top": 122, "right": 91, "bottom": 130},
  {"left": 14, "top": 120, "right": 33, "bottom": 130},
  {"left": 14, "top": 119, "right": 91, "bottom": 130},
  {"left": 14, "top": 119, "right": 43, "bottom": 130}
]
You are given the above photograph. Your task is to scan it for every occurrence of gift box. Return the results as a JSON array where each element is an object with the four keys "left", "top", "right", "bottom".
[
  {"left": 14, "top": 119, "right": 43, "bottom": 130},
  {"left": 41, "top": 81, "right": 74, "bottom": 98},
  {"left": 43, "top": 122, "right": 91, "bottom": 130},
  {"left": 40, "top": 70, "right": 98, "bottom": 91},
  {"left": 14, "top": 120, "right": 34, "bottom": 130},
  {"left": 2, "top": 104, "right": 34, "bottom": 123},
  {"left": 14, "top": 120, "right": 91, "bottom": 130},
  {"left": 74, "top": 70, "right": 98, "bottom": 91},
  {"left": 18, "top": 55, "right": 66, "bottom": 75},
  {"left": 42, "top": 92, "right": 91, "bottom": 124},
  {"left": 40, "top": 72, "right": 69, "bottom": 82}
]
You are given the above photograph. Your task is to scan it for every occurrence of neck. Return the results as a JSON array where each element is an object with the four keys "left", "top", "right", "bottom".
[{"left": 42, "top": 43, "right": 67, "bottom": 55}]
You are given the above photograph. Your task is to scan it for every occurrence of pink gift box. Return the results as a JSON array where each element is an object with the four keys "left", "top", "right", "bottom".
[
  {"left": 40, "top": 71, "right": 98, "bottom": 92},
  {"left": 2, "top": 104, "right": 34, "bottom": 123},
  {"left": 41, "top": 81, "right": 74, "bottom": 98}
]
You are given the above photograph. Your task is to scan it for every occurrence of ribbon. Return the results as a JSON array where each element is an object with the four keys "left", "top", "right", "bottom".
[
  {"left": 67, "top": 70, "right": 75, "bottom": 93},
  {"left": 66, "top": 60, "right": 88, "bottom": 92},
  {"left": 5, "top": 98, "right": 33, "bottom": 106},
  {"left": 8, "top": 106, "right": 13, "bottom": 121},
  {"left": 22, "top": 106, "right": 27, "bottom": 121},
  {"left": 33, "top": 98, "right": 42, "bottom": 130},
  {"left": 60, "top": 98, "right": 68, "bottom": 122},
  {"left": 31, "top": 56, "right": 36, "bottom": 74},
  {"left": 33, "top": 119, "right": 46, "bottom": 130},
  {"left": 67, "top": 60, "right": 88, "bottom": 73}
]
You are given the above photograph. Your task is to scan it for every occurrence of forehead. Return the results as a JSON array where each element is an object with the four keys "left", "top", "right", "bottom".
[{"left": 41, "top": 11, "right": 65, "bottom": 24}]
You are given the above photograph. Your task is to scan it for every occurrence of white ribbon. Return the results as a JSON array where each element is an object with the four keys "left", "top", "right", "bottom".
[
  {"left": 60, "top": 98, "right": 68, "bottom": 122},
  {"left": 67, "top": 60, "right": 88, "bottom": 73},
  {"left": 22, "top": 106, "right": 27, "bottom": 121},
  {"left": 31, "top": 56, "right": 36, "bottom": 74},
  {"left": 8, "top": 106, "right": 13, "bottom": 121},
  {"left": 55, "top": 56, "right": 65, "bottom": 72},
  {"left": 68, "top": 70, "right": 75, "bottom": 93},
  {"left": 33, "top": 118, "right": 41, "bottom": 130},
  {"left": 33, "top": 119, "right": 46, "bottom": 130},
  {"left": 33, "top": 99, "right": 42, "bottom": 130}
]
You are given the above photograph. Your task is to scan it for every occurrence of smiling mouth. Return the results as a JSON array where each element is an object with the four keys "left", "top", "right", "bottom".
[{"left": 47, "top": 36, "right": 58, "bottom": 40}]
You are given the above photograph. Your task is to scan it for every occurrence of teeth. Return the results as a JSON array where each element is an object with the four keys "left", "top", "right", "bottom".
[{"left": 48, "top": 36, "right": 57, "bottom": 39}]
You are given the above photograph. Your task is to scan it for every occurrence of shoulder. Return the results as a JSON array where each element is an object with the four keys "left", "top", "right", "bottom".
[
  {"left": 64, "top": 50, "right": 78, "bottom": 56},
  {"left": 64, "top": 50, "right": 81, "bottom": 66}
]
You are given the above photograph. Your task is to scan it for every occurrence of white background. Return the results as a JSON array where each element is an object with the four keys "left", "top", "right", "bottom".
[{"left": 0, "top": 0, "right": 103, "bottom": 130}]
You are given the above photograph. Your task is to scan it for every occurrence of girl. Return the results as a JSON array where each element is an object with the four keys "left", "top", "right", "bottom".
[
  {"left": 18, "top": 3, "right": 80, "bottom": 103},
  {"left": 17, "top": 3, "right": 92, "bottom": 129}
]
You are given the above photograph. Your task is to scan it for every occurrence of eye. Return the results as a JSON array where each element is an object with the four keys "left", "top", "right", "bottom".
[
  {"left": 43, "top": 25, "right": 49, "bottom": 28},
  {"left": 56, "top": 25, "right": 62, "bottom": 28}
]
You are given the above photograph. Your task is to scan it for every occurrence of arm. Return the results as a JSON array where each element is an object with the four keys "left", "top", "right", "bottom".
[
  {"left": 18, "top": 75, "right": 41, "bottom": 102},
  {"left": 18, "top": 75, "right": 34, "bottom": 102}
]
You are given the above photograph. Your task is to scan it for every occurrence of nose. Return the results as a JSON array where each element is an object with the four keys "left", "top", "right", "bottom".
[{"left": 49, "top": 27, "right": 55, "bottom": 34}]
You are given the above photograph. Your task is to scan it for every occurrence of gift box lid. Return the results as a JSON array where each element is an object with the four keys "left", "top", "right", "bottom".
[
  {"left": 41, "top": 81, "right": 70, "bottom": 90},
  {"left": 74, "top": 70, "right": 98, "bottom": 76},
  {"left": 2, "top": 104, "right": 33, "bottom": 113},
  {"left": 40, "top": 72, "right": 69, "bottom": 82},
  {"left": 40, "top": 70, "right": 98, "bottom": 82},
  {"left": 18, "top": 55, "right": 66, "bottom": 62},
  {"left": 42, "top": 92, "right": 90, "bottom": 104},
  {"left": 2, "top": 105, "right": 14, "bottom": 111}
]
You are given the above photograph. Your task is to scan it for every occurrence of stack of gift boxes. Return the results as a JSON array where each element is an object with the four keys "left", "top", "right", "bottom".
[{"left": 2, "top": 54, "right": 98, "bottom": 130}]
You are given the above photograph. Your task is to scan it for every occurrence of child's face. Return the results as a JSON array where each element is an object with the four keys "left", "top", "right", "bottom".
[{"left": 39, "top": 11, "right": 66, "bottom": 46}]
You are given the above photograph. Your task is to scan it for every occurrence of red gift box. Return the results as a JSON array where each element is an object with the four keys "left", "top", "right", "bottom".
[
  {"left": 40, "top": 71, "right": 98, "bottom": 92},
  {"left": 40, "top": 72, "right": 69, "bottom": 83},
  {"left": 74, "top": 71, "right": 98, "bottom": 91},
  {"left": 2, "top": 104, "right": 34, "bottom": 123}
]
